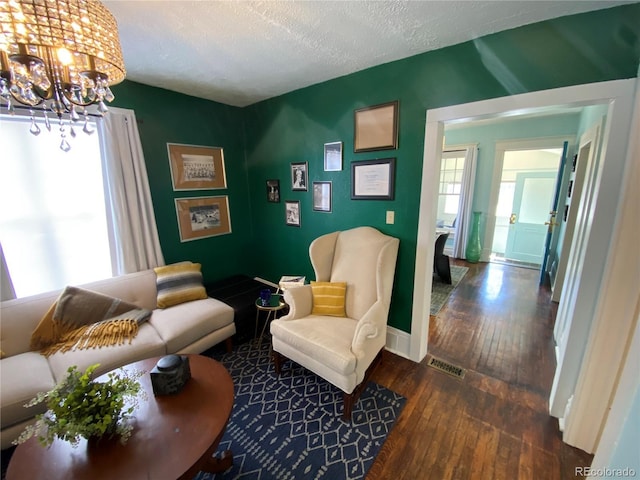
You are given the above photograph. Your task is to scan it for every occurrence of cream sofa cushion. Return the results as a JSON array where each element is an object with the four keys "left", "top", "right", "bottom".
[
  {"left": 0, "top": 352, "right": 55, "bottom": 429},
  {"left": 149, "top": 297, "right": 234, "bottom": 353}
]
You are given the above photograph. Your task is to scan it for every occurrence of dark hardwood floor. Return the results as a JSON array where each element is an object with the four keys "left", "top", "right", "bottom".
[{"left": 368, "top": 259, "right": 593, "bottom": 480}]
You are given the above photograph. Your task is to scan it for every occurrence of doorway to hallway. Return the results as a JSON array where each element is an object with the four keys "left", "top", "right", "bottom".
[{"left": 489, "top": 144, "right": 564, "bottom": 269}]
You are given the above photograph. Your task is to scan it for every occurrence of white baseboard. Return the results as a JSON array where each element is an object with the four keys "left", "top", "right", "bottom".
[{"left": 385, "top": 326, "right": 412, "bottom": 359}]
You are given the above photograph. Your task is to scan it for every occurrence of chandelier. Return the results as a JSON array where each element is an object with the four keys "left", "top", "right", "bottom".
[{"left": 0, "top": 0, "right": 125, "bottom": 151}]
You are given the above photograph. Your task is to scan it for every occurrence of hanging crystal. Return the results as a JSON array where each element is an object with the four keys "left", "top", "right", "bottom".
[
  {"left": 70, "top": 105, "right": 80, "bottom": 122},
  {"left": 82, "top": 109, "right": 94, "bottom": 135},
  {"left": 59, "top": 120, "right": 71, "bottom": 152},
  {"left": 29, "top": 109, "right": 41, "bottom": 136},
  {"left": 43, "top": 109, "right": 51, "bottom": 131}
]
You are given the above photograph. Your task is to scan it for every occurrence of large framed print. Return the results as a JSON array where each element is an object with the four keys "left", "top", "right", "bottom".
[
  {"left": 351, "top": 158, "right": 396, "bottom": 200},
  {"left": 175, "top": 196, "right": 231, "bottom": 242},
  {"left": 354, "top": 101, "right": 398, "bottom": 152},
  {"left": 324, "top": 141, "right": 343, "bottom": 171},
  {"left": 313, "top": 181, "right": 332, "bottom": 212},
  {"left": 167, "top": 143, "right": 227, "bottom": 190}
]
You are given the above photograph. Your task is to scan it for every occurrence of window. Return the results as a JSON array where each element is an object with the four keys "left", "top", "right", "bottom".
[
  {"left": 437, "top": 150, "right": 466, "bottom": 226},
  {"left": 0, "top": 114, "right": 112, "bottom": 298}
]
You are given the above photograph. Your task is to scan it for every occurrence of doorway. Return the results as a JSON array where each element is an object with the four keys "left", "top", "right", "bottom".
[
  {"left": 490, "top": 145, "right": 564, "bottom": 269},
  {"left": 410, "top": 79, "right": 636, "bottom": 453}
]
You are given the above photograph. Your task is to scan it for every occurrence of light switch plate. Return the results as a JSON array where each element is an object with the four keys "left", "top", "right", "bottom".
[{"left": 386, "top": 211, "right": 395, "bottom": 224}]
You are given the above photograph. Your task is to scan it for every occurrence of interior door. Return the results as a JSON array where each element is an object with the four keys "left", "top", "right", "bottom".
[
  {"left": 504, "top": 171, "right": 557, "bottom": 264},
  {"left": 539, "top": 142, "right": 568, "bottom": 284}
]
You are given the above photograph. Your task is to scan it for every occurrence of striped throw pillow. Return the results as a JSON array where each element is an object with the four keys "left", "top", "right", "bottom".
[
  {"left": 311, "top": 281, "right": 347, "bottom": 317},
  {"left": 154, "top": 262, "right": 207, "bottom": 308}
]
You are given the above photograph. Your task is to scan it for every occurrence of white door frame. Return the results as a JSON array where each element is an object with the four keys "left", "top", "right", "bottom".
[
  {"left": 411, "top": 81, "right": 636, "bottom": 451},
  {"left": 560, "top": 82, "right": 640, "bottom": 454}
]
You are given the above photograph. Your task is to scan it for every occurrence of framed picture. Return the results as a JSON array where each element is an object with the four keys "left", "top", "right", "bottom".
[
  {"left": 285, "top": 200, "right": 301, "bottom": 226},
  {"left": 313, "top": 181, "right": 332, "bottom": 212},
  {"left": 354, "top": 101, "right": 399, "bottom": 153},
  {"left": 266, "top": 179, "right": 280, "bottom": 203},
  {"left": 175, "top": 196, "right": 231, "bottom": 242},
  {"left": 291, "top": 162, "right": 308, "bottom": 191},
  {"left": 324, "top": 141, "right": 343, "bottom": 171},
  {"left": 351, "top": 158, "right": 396, "bottom": 200},
  {"left": 167, "top": 143, "right": 227, "bottom": 190}
]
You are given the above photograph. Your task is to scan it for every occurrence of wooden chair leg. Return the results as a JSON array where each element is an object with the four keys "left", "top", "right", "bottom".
[
  {"left": 272, "top": 351, "right": 284, "bottom": 375},
  {"left": 341, "top": 349, "right": 384, "bottom": 421},
  {"left": 342, "top": 392, "right": 355, "bottom": 421},
  {"left": 224, "top": 337, "right": 233, "bottom": 353}
]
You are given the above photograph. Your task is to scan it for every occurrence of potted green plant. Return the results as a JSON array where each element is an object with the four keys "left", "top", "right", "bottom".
[{"left": 14, "top": 363, "right": 146, "bottom": 447}]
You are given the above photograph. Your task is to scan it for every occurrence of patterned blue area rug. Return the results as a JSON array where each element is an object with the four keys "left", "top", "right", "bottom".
[{"left": 196, "top": 341, "right": 405, "bottom": 480}]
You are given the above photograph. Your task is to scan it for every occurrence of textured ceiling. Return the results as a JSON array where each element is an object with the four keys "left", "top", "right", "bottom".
[{"left": 103, "top": 0, "right": 633, "bottom": 107}]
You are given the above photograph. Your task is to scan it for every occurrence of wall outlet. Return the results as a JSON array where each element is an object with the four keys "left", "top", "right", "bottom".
[{"left": 386, "top": 211, "right": 395, "bottom": 224}]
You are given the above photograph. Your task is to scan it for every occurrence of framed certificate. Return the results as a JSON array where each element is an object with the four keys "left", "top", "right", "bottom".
[{"left": 351, "top": 158, "right": 396, "bottom": 200}]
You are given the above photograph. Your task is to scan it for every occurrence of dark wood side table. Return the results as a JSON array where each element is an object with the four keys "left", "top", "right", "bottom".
[{"left": 6, "top": 355, "right": 234, "bottom": 480}]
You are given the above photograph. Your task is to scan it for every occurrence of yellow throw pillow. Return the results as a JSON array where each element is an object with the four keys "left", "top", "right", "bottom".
[
  {"left": 154, "top": 262, "right": 207, "bottom": 308},
  {"left": 311, "top": 281, "right": 347, "bottom": 317}
]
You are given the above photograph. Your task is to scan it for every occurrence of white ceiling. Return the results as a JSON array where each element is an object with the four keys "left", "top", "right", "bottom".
[{"left": 103, "top": 1, "right": 633, "bottom": 107}]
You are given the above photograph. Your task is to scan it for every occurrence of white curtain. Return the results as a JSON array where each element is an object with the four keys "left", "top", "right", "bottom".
[
  {"left": 99, "top": 108, "right": 165, "bottom": 274},
  {"left": 0, "top": 243, "right": 16, "bottom": 301},
  {"left": 453, "top": 146, "right": 478, "bottom": 259}
]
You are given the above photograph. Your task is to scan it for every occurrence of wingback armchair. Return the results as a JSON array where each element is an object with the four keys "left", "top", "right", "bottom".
[{"left": 270, "top": 226, "right": 399, "bottom": 420}]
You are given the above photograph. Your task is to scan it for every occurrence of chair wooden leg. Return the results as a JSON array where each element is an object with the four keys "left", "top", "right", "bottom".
[
  {"left": 343, "top": 392, "right": 355, "bottom": 420},
  {"left": 341, "top": 349, "right": 384, "bottom": 421},
  {"left": 272, "top": 350, "right": 284, "bottom": 375},
  {"left": 224, "top": 337, "right": 233, "bottom": 353}
]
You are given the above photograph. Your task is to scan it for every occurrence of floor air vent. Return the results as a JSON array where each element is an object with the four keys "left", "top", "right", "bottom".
[{"left": 427, "top": 356, "right": 466, "bottom": 380}]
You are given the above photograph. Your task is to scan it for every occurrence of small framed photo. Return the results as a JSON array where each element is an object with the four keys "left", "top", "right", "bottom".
[
  {"left": 291, "top": 162, "right": 308, "bottom": 191},
  {"left": 351, "top": 158, "right": 396, "bottom": 200},
  {"left": 167, "top": 143, "right": 227, "bottom": 190},
  {"left": 354, "top": 101, "right": 399, "bottom": 153},
  {"left": 324, "top": 141, "right": 343, "bottom": 171},
  {"left": 285, "top": 200, "right": 301, "bottom": 227},
  {"left": 175, "top": 196, "right": 231, "bottom": 242},
  {"left": 266, "top": 179, "right": 280, "bottom": 203},
  {"left": 313, "top": 181, "right": 332, "bottom": 212}
]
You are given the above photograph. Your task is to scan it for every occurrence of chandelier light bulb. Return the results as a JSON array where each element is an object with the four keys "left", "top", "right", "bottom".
[{"left": 56, "top": 47, "right": 73, "bottom": 66}]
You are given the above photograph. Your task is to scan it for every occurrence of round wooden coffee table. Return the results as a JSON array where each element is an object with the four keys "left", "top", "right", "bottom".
[{"left": 6, "top": 355, "right": 234, "bottom": 480}]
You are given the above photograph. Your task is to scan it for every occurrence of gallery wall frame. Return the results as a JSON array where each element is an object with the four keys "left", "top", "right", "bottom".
[
  {"left": 354, "top": 101, "right": 399, "bottom": 153},
  {"left": 285, "top": 200, "right": 301, "bottom": 227},
  {"left": 324, "top": 141, "right": 343, "bottom": 171},
  {"left": 167, "top": 143, "right": 227, "bottom": 190},
  {"left": 291, "top": 162, "right": 308, "bottom": 191},
  {"left": 351, "top": 158, "right": 396, "bottom": 200},
  {"left": 266, "top": 179, "right": 280, "bottom": 203},
  {"left": 175, "top": 196, "right": 231, "bottom": 242},
  {"left": 313, "top": 181, "right": 332, "bottom": 212}
]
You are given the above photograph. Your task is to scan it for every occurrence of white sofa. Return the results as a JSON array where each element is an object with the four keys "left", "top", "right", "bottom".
[{"left": 0, "top": 269, "right": 235, "bottom": 449}]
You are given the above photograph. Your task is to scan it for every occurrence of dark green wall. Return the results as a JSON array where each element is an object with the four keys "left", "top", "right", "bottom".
[
  {"left": 109, "top": 82, "right": 254, "bottom": 284},
  {"left": 242, "top": 5, "right": 640, "bottom": 333},
  {"left": 108, "top": 5, "right": 639, "bottom": 333}
]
